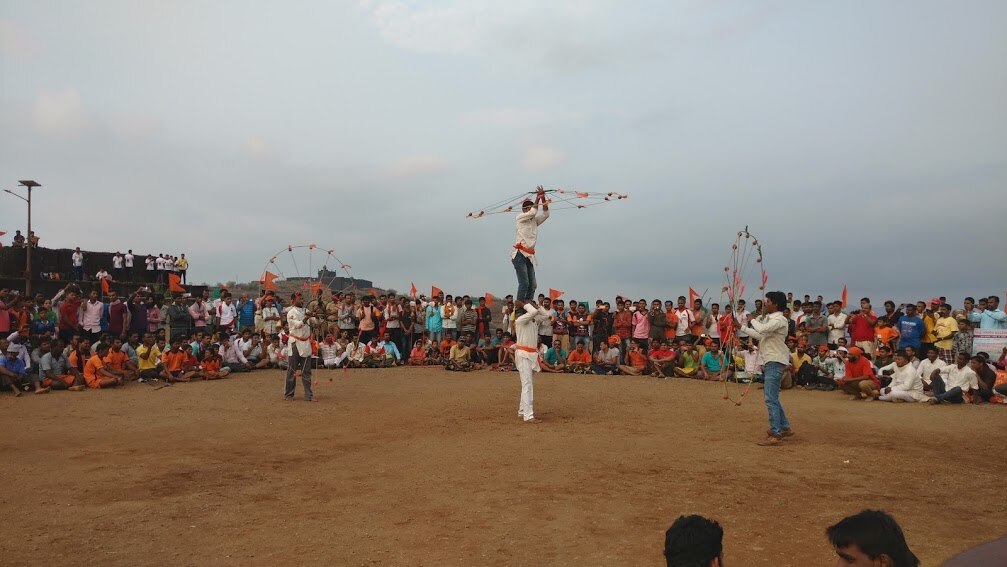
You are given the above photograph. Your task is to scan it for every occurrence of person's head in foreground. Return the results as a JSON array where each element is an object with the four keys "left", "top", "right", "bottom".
[
  {"left": 826, "top": 509, "right": 918, "bottom": 567},
  {"left": 664, "top": 514, "right": 723, "bottom": 567}
]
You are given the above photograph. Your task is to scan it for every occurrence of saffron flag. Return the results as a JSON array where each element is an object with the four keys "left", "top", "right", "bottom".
[
  {"left": 262, "top": 271, "right": 278, "bottom": 291},
  {"left": 485, "top": 292, "right": 495, "bottom": 307},
  {"left": 100, "top": 277, "right": 110, "bottom": 295},
  {"left": 689, "top": 287, "right": 699, "bottom": 307},
  {"left": 841, "top": 285, "right": 848, "bottom": 309},
  {"left": 409, "top": 282, "right": 418, "bottom": 297},
  {"left": 311, "top": 281, "right": 325, "bottom": 294},
  {"left": 431, "top": 285, "right": 443, "bottom": 298},
  {"left": 168, "top": 273, "right": 186, "bottom": 293},
  {"left": 549, "top": 288, "right": 564, "bottom": 301}
]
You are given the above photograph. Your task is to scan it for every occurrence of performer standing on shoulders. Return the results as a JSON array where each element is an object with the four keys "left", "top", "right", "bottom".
[
  {"left": 511, "top": 186, "right": 549, "bottom": 301},
  {"left": 285, "top": 293, "right": 318, "bottom": 402},
  {"left": 514, "top": 299, "right": 551, "bottom": 423},
  {"left": 745, "top": 290, "right": 795, "bottom": 446}
]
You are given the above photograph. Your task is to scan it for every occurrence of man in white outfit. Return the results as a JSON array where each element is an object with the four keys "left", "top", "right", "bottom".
[
  {"left": 514, "top": 300, "right": 550, "bottom": 423},
  {"left": 285, "top": 294, "right": 318, "bottom": 401},
  {"left": 877, "top": 350, "right": 928, "bottom": 403},
  {"left": 511, "top": 186, "right": 549, "bottom": 302}
]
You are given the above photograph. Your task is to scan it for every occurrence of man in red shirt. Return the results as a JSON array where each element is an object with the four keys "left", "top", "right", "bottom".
[
  {"left": 837, "top": 346, "right": 879, "bottom": 399},
  {"left": 648, "top": 340, "right": 676, "bottom": 378},
  {"left": 566, "top": 340, "right": 593, "bottom": 374},
  {"left": 57, "top": 288, "right": 82, "bottom": 344},
  {"left": 847, "top": 299, "right": 878, "bottom": 355}
]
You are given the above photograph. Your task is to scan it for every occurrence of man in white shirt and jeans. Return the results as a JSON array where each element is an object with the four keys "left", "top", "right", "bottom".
[
  {"left": 511, "top": 186, "right": 549, "bottom": 302},
  {"left": 745, "top": 291, "right": 795, "bottom": 446}
]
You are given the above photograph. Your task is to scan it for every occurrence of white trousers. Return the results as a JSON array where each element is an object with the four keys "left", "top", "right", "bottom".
[
  {"left": 323, "top": 352, "right": 348, "bottom": 368},
  {"left": 878, "top": 390, "right": 917, "bottom": 402},
  {"left": 516, "top": 356, "right": 535, "bottom": 420}
]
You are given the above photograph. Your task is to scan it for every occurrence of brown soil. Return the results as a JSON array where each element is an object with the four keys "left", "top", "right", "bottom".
[{"left": 1, "top": 368, "right": 1003, "bottom": 566}]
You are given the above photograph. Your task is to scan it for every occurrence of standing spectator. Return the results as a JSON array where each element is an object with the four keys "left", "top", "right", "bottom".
[
  {"left": 968, "top": 295, "right": 1006, "bottom": 329},
  {"left": 568, "top": 302, "right": 592, "bottom": 352},
  {"left": 613, "top": 300, "right": 632, "bottom": 359},
  {"left": 112, "top": 252, "right": 124, "bottom": 281},
  {"left": 71, "top": 247, "right": 85, "bottom": 281},
  {"left": 155, "top": 254, "right": 166, "bottom": 284},
  {"left": 106, "top": 291, "right": 127, "bottom": 339},
  {"left": 124, "top": 250, "right": 134, "bottom": 280},
  {"left": 126, "top": 292, "right": 149, "bottom": 337},
  {"left": 647, "top": 299, "right": 668, "bottom": 346},
  {"left": 145, "top": 254, "right": 156, "bottom": 281},
  {"left": 163, "top": 255, "right": 175, "bottom": 280},
  {"left": 165, "top": 295, "right": 193, "bottom": 342},
  {"left": 189, "top": 295, "right": 209, "bottom": 336},
  {"left": 217, "top": 294, "right": 237, "bottom": 335},
  {"left": 146, "top": 299, "right": 162, "bottom": 335},
  {"left": 896, "top": 304, "right": 925, "bottom": 352},
  {"left": 591, "top": 302, "right": 612, "bottom": 352},
  {"left": 932, "top": 304, "right": 958, "bottom": 363},
  {"left": 848, "top": 299, "right": 878, "bottom": 355},
  {"left": 475, "top": 296, "right": 492, "bottom": 339},
  {"left": 236, "top": 293, "right": 256, "bottom": 332},
  {"left": 176, "top": 254, "right": 189, "bottom": 284},
  {"left": 827, "top": 301, "right": 848, "bottom": 347},
  {"left": 440, "top": 295, "right": 458, "bottom": 340},
  {"left": 802, "top": 301, "right": 829, "bottom": 347},
  {"left": 631, "top": 299, "right": 650, "bottom": 352},
  {"left": 80, "top": 290, "right": 104, "bottom": 343}
]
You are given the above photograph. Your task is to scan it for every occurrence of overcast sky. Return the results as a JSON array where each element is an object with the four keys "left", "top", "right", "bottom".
[{"left": 2, "top": 1, "right": 1005, "bottom": 306}]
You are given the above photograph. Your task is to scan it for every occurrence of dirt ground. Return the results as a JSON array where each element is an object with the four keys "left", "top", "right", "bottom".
[{"left": 2, "top": 367, "right": 1004, "bottom": 566}]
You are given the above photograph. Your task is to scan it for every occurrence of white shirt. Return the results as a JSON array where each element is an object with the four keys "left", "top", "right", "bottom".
[
  {"left": 218, "top": 302, "right": 237, "bottom": 326},
  {"left": 742, "top": 349, "right": 764, "bottom": 373},
  {"left": 879, "top": 362, "right": 928, "bottom": 401},
  {"left": 112, "top": 255, "right": 123, "bottom": 269},
  {"left": 675, "top": 308, "right": 692, "bottom": 336},
  {"left": 261, "top": 306, "right": 280, "bottom": 333},
  {"left": 735, "top": 310, "right": 751, "bottom": 338},
  {"left": 155, "top": 257, "right": 165, "bottom": 270},
  {"left": 515, "top": 303, "right": 550, "bottom": 370},
  {"left": 827, "top": 313, "right": 848, "bottom": 343},
  {"left": 917, "top": 358, "right": 947, "bottom": 384},
  {"left": 939, "top": 364, "right": 978, "bottom": 392},
  {"left": 286, "top": 305, "right": 314, "bottom": 357},
  {"left": 538, "top": 308, "right": 556, "bottom": 336},
  {"left": 71, "top": 252, "right": 84, "bottom": 267},
  {"left": 440, "top": 305, "right": 459, "bottom": 329},
  {"left": 511, "top": 205, "right": 549, "bottom": 265},
  {"left": 146, "top": 257, "right": 155, "bottom": 270},
  {"left": 164, "top": 258, "right": 175, "bottom": 271},
  {"left": 745, "top": 312, "right": 789, "bottom": 365},
  {"left": 124, "top": 253, "right": 134, "bottom": 268}
]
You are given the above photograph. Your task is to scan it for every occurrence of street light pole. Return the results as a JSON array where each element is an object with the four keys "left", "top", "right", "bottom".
[{"left": 4, "top": 180, "right": 41, "bottom": 295}]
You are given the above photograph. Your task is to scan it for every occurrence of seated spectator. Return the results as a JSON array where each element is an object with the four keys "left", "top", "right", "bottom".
[
  {"left": 380, "top": 333, "right": 402, "bottom": 366},
  {"left": 971, "top": 352, "right": 997, "bottom": 403},
  {"left": 474, "top": 333, "right": 497, "bottom": 366},
  {"left": 319, "top": 335, "right": 347, "bottom": 369},
  {"left": 699, "top": 342, "right": 727, "bottom": 382},
  {"left": 496, "top": 333, "right": 515, "bottom": 368},
  {"left": 541, "top": 339, "right": 567, "bottom": 373},
  {"left": 826, "top": 509, "right": 919, "bottom": 567},
  {"left": 566, "top": 340, "right": 592, "bottom": 374},
  {"left": 162, "top": 340, "right": 196, "bottom": 382},
  {"left": 445, "top": 335, "right": 476, "bottom": 372},
  {"left": 916, "top": 346, "right": 948, "bottom": 391},
  {"left": 663, "top": 514, "right": 724, "bottom": 567},
  {"left": 407, "top": 342, "right": 427, "bottom": 366},
  {"left": 618, "top": 342, "right": 648, "bottom": 376},
  {"left": 84, "top": 343, "right": 123, "bottom": 389},
  {"left": 741, "top": 342, "right": 764, "bottom": 383},
  {"left": 198, "top": 349, "right": 230, "bottom": 380},
  {"left": 219, "top": 339, "right": 251, "bottom": 373},
  {"left": 648, "top": 340, "right": 676, "bottom": 378},
  {"left": 266, "top": 336, "right": 286, "bottom": 369},
  {"left": 592, "top": 339, "right": 620, "bottom": 375},
  {"left": 877, "top": 350, "right": 928, "bottom": 403},
  {"left": 39, "top": 339, "right": 85, "bottom": 391},
  {"left": 345, "top": 336, "right": 366, "bottom": 368},
  {"left": 363, "top": 337, "right": 389, "bottom": 368},
  {"left": 1, "top": 342, "right": 39, "bottom": 395},
  {"left": 103, "top": 337, "right": 138, "bottom": 382},
  {"left": 928, "top": 352, "right": 978, "bottom": 404},
  {"left": 673, "top": 341, "right": 700, "bottom": 378},
  {"left": 837, "top": 346, "right": 879, "bottom": 399}
]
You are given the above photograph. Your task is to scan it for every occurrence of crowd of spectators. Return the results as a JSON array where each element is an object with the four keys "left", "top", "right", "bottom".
[{"left": 1, "top": 282, "right": 1005, "bottom": 404}]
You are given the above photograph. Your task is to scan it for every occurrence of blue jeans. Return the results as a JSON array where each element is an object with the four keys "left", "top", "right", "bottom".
[
  {"left": 511, "top": 254, "right": 536, "bottom": 301},
  {"left": 763, "top": 361, "right": 790, "bottom": 436}
]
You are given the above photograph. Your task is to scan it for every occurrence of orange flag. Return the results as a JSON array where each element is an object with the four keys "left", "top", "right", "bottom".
[
  {"left": 689, "top": 287, "right": 699, "bottom": 306},
  {"left": 549, "top": 288, "right": 564, "bottom": 301},
  {"left": 100, "top": 277, "right": 110, "bottom": 295},
  {"left": 841, "top": 285, "right": 848, "bottom": 309},
  {"left": 409, "top": 282, "right": 418, "bottom": 297},
  {"left": 168, "top": 273, "right": 186, "bottom": 293},
  {"left": 484, "top": 292, "right": 495, "bottom": 307},
  {"left": 431, "top": 285, "right": 443, "bottom": 298},
  {"left": 311, "top": 281, "right": 325, "bottom": 294},
  {"left": 261, "top": 271, "right": 278, "bottom": 291}
]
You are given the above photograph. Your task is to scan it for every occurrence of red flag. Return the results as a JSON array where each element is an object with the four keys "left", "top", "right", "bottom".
[
  {"left": 841, "top": 285, "right": 848, "bottom": 308},
  {"left": 100, "top": 277, "right": 110, "bottom": 295},
  {"left": 409, "top": 282, "right": 418, "bottom": 297},
  {"left": 549, "top": 288, "right": 564, "bottom": 301},
  {"left": 311, "top": 281, "right": 325, "bottom": 294},
  {"left": 431, "top": 285, "right": 443, "bottom": 298},
  {"left": 485, "top": 292, "right": 495, "bottom": 307},
  {"left": 168, "top": 273, "right": 186, "bottom": 293},
  {"left": 689, "top": 287, "right": 699, "bottom": 306},
  {"left": 261, "top": 271, "right": 278, "bottom": 291}
]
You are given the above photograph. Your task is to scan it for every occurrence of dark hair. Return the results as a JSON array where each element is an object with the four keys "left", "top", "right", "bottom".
[
  {"left": 664, "top": 515, "right": 723, "bottom": 567},
  {"left": 765, "top": 291, "right": 786, "bottom": 311},
  {"left": 826, "top": 510, "right": 918, "bottom": 567}
]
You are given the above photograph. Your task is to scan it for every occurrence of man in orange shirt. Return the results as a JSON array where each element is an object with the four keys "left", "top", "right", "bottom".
[
  {"left": 618, "top": 342, "right": 649, "bottom": 376},
  {"left": 84, "top": 343, "right": 123, "bottom": 389},
  {"left": 837, "top": 346, "right": 880, "bottom": 399},
  {"left": 566, "top": 340, "right": 593, "bottom": 374},
  {"left": 197, "top": 348, "right": 229, "bottom": 380},
  {"left": 162, "top": 339, "right": 196, "bottom": 382},
  {"left": 102, "top": 337, "right": 138, "bottom": 382}
]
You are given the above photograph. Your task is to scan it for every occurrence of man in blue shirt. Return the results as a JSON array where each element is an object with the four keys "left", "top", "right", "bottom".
[
  {"left": 896, "top": 303, "right": 925, "bottom": 351},
  {"left": 968, "top": 295, "right": 1007, "bottom": 329},
  {"left": 380, "top": 333, "right": 402, "bottom": 365},
  {"left": 1, "top": 343, "right": 40, "bottom": 396}
]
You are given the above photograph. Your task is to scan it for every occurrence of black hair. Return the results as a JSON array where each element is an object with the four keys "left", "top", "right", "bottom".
[
  {"left": 765, "top": 291, "right": 786, "bottom": 311},
  {"left": 664, "top": 515, "right": 723, "bottom": 567},
  {"left": 826, "top": 510, "right": 918, "bottom": 567},
  {"left": 884, "top": 300, "right": 895, "bottom": 308}
]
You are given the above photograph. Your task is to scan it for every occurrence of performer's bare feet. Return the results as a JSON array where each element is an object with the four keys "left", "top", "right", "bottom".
[
  {"left": 523, "top": 417, "right": 542, "bottom": 424},
  {"left": 68, "top": 385, "right": 86, "bottom": 392}
]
